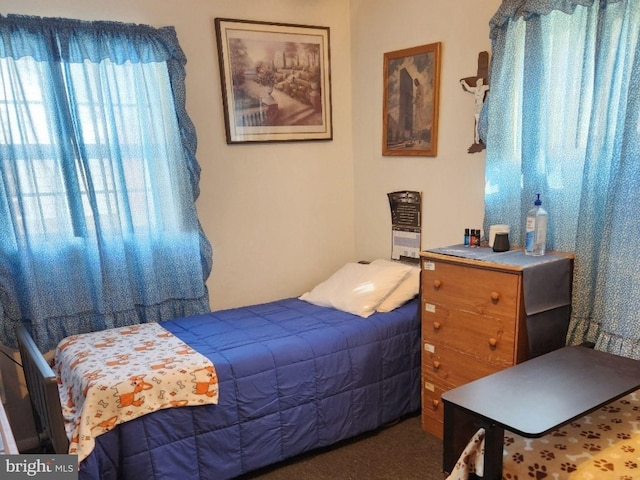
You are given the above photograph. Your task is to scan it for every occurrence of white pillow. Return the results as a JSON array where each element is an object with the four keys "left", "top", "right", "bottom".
[
  {"left": 372, "top": 259, "right": 420, "bottom": 312},
  {"left": 299, "top": 261, "right": 412, "bottom": 318}
]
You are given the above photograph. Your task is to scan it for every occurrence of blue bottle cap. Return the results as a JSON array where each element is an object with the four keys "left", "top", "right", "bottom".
[{"left": 534, "top": 193, "right": 542, "bottom": 206}]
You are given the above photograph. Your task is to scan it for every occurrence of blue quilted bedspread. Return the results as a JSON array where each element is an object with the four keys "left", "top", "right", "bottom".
[{"left": 78, "top": 297, "right": 420, "bottom": 479}]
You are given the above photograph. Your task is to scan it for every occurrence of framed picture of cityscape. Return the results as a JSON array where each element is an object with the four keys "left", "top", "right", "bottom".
[
  {"left": 382, "top": 43, "right": 441, "bottom": 156},
  {"left": 214, "top": 18, "right": 333, "bottom": 144}
]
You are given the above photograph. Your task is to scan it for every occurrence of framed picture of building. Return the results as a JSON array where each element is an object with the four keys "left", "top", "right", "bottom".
[
  {"left": 382, "top": 43, "right": 441, "bottom": 156},
  {"left": 214, "top": 18, "right": 333, "bottom": 144}
]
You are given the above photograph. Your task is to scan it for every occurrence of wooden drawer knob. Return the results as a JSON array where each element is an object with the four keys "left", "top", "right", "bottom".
[
  {"left": 488, "top": 337, "right": 498, "bottom": 349},
  {"left": 432, "top": 399, "right": 440, "bottom": 409},
  {"left": 490, "top": 291, "right": 500, "bottom": 302},
  {"left": 433, "top": 279, "right": 442, "bottom": 289},
  {"left": 433, "top": 360, "right": 441, "bottom": 370},
  {"left": 433, "top": 321, "right": 441, "bottom": 331}
]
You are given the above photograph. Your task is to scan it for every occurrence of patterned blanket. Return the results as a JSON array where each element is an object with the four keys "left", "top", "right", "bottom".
[
  {"left": 447, "top": 389, "right": 640, "bottom": 480},
  {"left": 54, "top": 322, "right": 219, "bottom": 463}
]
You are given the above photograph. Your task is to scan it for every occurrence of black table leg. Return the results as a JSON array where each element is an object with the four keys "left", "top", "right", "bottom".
[
  {"left": 482, "top": 423, "right": 504, "bottom": 480},
  {"left": 443, "top": 401, "right": 504, "bottom": 479}
]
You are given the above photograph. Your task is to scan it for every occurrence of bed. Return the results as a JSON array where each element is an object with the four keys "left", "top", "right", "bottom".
[{"left": 18, "top": 260, "right": 422, "bottom": 480}]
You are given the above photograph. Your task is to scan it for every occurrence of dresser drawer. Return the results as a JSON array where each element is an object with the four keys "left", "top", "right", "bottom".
[
  {"left": 422, "top": 260, "right": 520, "bottom": 319},
  {"left": 421, "top": 348, "right": 506, "bottom": 438},
  {"left": 422, "top": 304, "right": 515, "bottom": 366},
  {"left": 422, "top": 345, "right": 504, "bottom": 386},
  {"left": 421, "top": 411, "right": 443, "bottom": 439},
  {"left": 421, "top": 378, "right": 448, "bottom": 435}
]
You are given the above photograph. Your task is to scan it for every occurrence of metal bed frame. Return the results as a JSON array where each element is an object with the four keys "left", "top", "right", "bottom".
[{"left": 16, "top": 326, "right": 69, "bottom": 454}]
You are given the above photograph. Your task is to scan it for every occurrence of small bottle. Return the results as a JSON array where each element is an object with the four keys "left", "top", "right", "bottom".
[
  {"left": 470, "top": 229, "right": 477, "bottom": 247},
  {"left": 464, "top": 228, "right": 470, "bottom": 246},
  {"left": 475, "top": 228, "right": 481, "bottom": 247},
  {"left": 524, "top": 194, "right": 548, "bottom": 256}
]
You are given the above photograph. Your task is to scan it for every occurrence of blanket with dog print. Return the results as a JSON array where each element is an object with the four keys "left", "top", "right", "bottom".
[{"left": 54, "top": 322, "right": 219, "bottom": 464}]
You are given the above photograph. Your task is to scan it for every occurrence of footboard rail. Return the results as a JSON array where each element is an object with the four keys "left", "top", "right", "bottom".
[{"left": 16, "top": 326, "right": 69, "bottom": 454}]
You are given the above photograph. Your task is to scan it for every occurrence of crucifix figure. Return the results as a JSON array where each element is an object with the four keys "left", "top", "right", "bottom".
[{"left": 460, "top": 51, "right": 490, "bottom": 153}]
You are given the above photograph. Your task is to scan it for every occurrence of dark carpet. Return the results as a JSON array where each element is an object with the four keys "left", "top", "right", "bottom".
[{"left": 236, "top": 412, "right": 445, "bottom": 480}]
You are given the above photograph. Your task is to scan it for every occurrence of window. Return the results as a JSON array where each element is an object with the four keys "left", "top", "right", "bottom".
[
  {"left": 0, "top": 57, "right": 186, "bottom": 242},
  {"left": 483, "top": 0, "right": 640, "bottom": 358},
  {"left": 0, "top": 16, "right": 212, "bottom": 351}
]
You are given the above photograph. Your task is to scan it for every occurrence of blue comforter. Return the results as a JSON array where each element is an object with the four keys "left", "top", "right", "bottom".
[{"left": 78, "top": 297, "right": 420, "bottom": 479}]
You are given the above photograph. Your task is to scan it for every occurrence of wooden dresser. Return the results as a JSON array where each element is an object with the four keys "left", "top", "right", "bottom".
[{"left": 420, "top": 246, "right": 574, "bottom": 438}]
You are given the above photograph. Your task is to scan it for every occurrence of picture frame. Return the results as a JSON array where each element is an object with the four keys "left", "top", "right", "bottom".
[
  {"left": 382, "top": 43, "right": 441, "bottom": 156},
  {"left": 214, "top": 18, "right": 333, "bottom": 144}
]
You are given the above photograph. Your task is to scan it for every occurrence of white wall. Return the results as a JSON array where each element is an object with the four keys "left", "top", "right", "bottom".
[
  {"left": 0, "top": 0, "right": 356, "bottom": 312},
  {"left": 0, "top": 0, "right": 501, "bottom": 448},
  {"left": 0, "top": 0, "right": 501, "bottom": 315},
  {"left": 351, "top": 0, "right": 500, "bottom": 260}
]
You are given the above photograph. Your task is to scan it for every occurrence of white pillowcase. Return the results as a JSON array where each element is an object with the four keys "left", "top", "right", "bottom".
[
  {"left": 299, "top": 261, "right": 413, "bottom": 318},
  {"left": 371, "top": 259, "right": 420, "bottom": 312}
]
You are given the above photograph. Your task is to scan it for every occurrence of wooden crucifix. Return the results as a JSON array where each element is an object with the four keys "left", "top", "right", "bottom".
[{"left": 460, "top": 51, "right": 489, "bottom": 153}]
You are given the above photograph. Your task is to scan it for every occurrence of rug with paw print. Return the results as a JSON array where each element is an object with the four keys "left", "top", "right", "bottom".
[{"left": 502, "top": 389, "right": 640, "bottom": 480}]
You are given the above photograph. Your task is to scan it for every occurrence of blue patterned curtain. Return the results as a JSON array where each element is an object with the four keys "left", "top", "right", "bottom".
[
  {"left": 483, "top": 0, "right": 640, "bottom": 358},
  {"left": 0, "top": 15, "right": 212, "bottom": 351}
]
